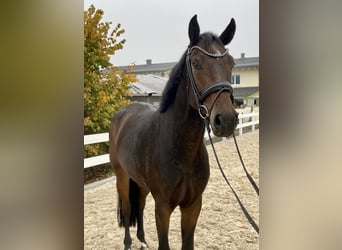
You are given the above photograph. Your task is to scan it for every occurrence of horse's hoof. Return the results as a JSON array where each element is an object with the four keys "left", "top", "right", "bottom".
[{"left": 141, "top": 242, "right": 148, "bottom": 249}]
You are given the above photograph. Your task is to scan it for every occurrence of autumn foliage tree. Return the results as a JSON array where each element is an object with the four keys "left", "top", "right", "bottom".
[{"left": 84, "top": 5, "right": 136, "bottom": 157}]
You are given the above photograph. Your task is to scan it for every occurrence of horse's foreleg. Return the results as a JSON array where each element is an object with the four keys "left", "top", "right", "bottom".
[
  {"left": 180, "top": 196, "right": 202, "bottom": 250},
  {"left": 155, "top": 201, "right": 173, "bottom": 250},
  {"left": 137, "top": 187, "right": 149, "bottom": 249}
]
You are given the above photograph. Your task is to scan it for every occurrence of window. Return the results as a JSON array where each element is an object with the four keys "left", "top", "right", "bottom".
[{"left": 232, "top": 74, "right": 240, "bottom": 84}]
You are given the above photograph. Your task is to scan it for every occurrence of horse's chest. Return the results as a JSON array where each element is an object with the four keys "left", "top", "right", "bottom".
[{"left": 171, "top": 165, "right": 209, "bottom": 206}]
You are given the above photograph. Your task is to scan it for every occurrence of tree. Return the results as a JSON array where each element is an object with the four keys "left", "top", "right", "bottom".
[{"left": 84, "top": 5, "right": 136, "bottom": 157}]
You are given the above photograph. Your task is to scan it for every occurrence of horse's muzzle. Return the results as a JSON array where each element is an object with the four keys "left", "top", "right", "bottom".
[{"left": 212, "top": 111, "right": 238, "bottom": 137}]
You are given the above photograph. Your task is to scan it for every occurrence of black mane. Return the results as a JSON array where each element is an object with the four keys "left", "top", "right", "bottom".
[{"left": 159, "top": 51, "right": 187, "bottom": 113}]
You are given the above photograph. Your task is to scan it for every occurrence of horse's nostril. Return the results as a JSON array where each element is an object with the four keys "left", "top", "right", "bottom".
[
  {"left": 215, "top": 114, "right": 222, "bottom": 127},
  {"left": 234, "top": 110, "right": 238, "bottom": 118}
]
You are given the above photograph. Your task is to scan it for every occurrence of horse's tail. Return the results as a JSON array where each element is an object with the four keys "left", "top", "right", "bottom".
[{"left": 117, "top": 178, "right": 140, "bottom": 227}]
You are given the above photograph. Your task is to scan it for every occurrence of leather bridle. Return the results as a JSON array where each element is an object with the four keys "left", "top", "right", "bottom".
[{"left": 186, "top": 45, "right": 234, "bottom": 120}]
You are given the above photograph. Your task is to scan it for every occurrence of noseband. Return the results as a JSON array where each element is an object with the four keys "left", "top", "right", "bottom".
[{"left": 186, "top": 46, "right": 234, "bottom": 120}]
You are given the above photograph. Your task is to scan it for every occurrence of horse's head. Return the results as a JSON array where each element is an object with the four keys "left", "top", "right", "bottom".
[{"left": 187, "top": 15, "right": 238, "bottom": 137}]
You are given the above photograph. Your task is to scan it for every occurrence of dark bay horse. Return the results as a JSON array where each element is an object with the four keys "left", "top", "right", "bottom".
[{"left": 109, "top": 15, "right": 237, "bottom": 250}]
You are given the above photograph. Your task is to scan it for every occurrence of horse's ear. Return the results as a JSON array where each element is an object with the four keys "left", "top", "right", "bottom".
[
  {"left": 189, "top": 15, "right": 200, "bottom": 45},
  {"left": 219, "top": 18, "right": 236, "bottom": 45}
]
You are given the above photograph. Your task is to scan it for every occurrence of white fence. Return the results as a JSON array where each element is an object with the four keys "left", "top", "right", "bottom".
[
  {"left": 84, "top": 112, "right": 259, "bottom": 169},
  {"left": 84, "top": 133, "right": 110, "bottom": 168},
  {"left": 236, "top": 111, "right": 259, "bottom": 135}
]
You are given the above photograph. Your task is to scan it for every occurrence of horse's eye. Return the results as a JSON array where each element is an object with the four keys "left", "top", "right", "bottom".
[{"left": 192, "top": 60, "right": 202, "bottom": 70}]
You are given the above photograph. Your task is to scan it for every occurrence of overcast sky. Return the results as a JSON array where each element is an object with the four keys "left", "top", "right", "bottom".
[{"left": 84, "top": 0, "right": 258, "bottom": 66}]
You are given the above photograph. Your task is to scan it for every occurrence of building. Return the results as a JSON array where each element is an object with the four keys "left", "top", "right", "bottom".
[
  {"left": 127, "top": 74, "right": 167, "bottom": 106},
  {"left": 232, "top": 53, "right": 259, "bottom": 107},
  {"left": 124, "top": 59, "right": 175, "bottom": 78},
  {"left": 120, "top": 53, "right": 259, "bottom": 107}
]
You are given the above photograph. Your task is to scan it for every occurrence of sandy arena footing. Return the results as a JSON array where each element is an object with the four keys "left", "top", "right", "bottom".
[{"left": 85, "top": 130, "right": 259, "bottom": 250}]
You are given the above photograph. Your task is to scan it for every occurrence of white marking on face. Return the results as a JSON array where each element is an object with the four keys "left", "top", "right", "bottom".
[
  {"left": 214, "top": 48, "right": 221, "bottom": 56},
  {"left": 211, "top": 45, "right": 228, "bottom": 57}
]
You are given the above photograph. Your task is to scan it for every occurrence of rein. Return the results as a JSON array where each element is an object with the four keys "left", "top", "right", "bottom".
[
  {"left": 207, "top": 128, "right": 259, "bottom": 234},
  {"left": 186, "top": 45, "right": 260, "bottom": 234}
]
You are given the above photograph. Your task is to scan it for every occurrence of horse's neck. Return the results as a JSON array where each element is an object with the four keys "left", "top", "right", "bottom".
[{"left": 161, "top": 80, "right": 205, "bottom": 149}]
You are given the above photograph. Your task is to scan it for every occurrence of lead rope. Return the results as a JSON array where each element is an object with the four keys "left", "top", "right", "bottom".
[
  {"left": 232, "top": 133, "right": 259, "bottom": 195},
  {"left": 205, "top": 121, "right": 259, "bottom": 234}
]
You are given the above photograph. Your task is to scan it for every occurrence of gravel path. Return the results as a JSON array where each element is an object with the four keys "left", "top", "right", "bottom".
[{"left": 84, "top": 130, "right": 259, "bottom": 249}]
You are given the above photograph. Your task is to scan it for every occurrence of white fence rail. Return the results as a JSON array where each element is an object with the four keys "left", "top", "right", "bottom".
[
  {"left": 84, "top": 112, "right": 259, "bottom": 169},
  {"left": 236, "top": 112, "right": 259, "bottom": 136}
]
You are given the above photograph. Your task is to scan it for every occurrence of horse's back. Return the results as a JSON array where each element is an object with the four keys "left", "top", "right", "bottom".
[{"left": 112, "top": 102, "right": 156, "bottom": 120}]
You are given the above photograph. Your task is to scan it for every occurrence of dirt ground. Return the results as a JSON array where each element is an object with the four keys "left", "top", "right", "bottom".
[{"left": 84, "top": 130, "right": 259, "bottom": 249}]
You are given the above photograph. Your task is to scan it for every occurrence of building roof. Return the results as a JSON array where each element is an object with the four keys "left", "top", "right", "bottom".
[
  {"left": 232, "top": 86, "right": 259, "bottom": 97},
  {"left": 119, "top": 55, "right": 258, "bottom": 74},
  {"left": 130, "top": 74, "right": 167, "bottom": 95},
  {"left": 233, "top": 56, "right": 259, "bottom": 69},
  {"left": 124, "top": 62, "right": 176, "bottom": 74}
]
